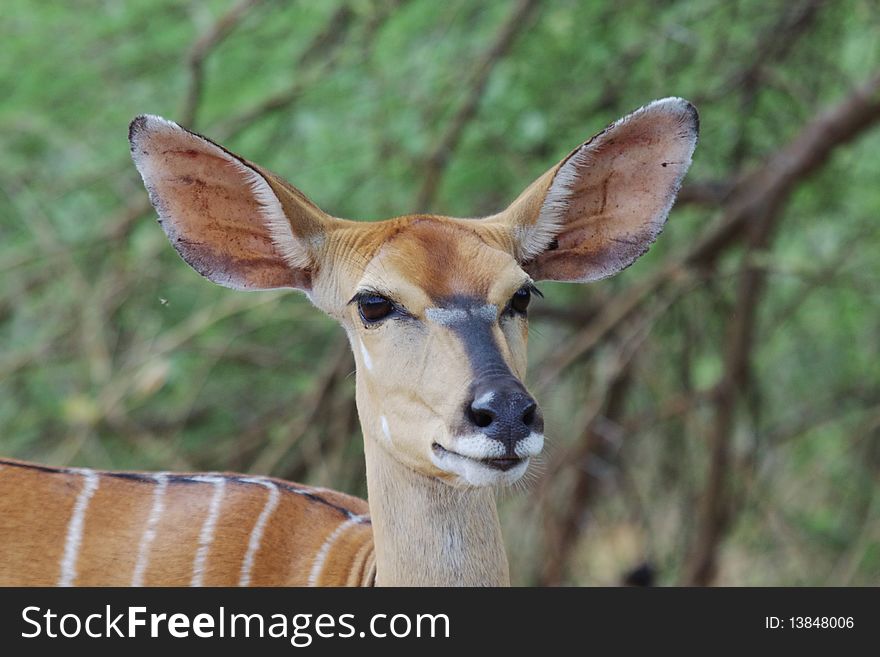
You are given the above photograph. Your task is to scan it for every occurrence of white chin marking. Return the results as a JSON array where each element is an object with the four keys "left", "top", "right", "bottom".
[
  {"left": 430, "top": 449, "right": 530, "bottom": 487},
  {"left": 431, "top": 432, "right": 544, "bottom": 487},
  {"left": 446, "top": 431, "right": 544, "bottom": 460}
]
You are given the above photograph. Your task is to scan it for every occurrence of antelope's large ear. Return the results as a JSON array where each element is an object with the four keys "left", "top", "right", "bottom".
[
  {"left": 491, "top": 98, "right": 698, "bottom": 282},
  {"left": 129, "top": 115, "right": 335, "bottom": 291}
]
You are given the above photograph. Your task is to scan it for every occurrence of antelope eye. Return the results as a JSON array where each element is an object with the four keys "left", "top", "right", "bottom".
[
  {"left": 510, "top": 286, "right": 531, "bottom": 314},
  {"left": 358, "top": 294, "right": 394, "bottom": 323}
]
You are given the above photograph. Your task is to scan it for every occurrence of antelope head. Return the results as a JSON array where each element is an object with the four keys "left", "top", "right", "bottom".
[{"left": 128, "top": 98, "right": 698, "bottom": 493}]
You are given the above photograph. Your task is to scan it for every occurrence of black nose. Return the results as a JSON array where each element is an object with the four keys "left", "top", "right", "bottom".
[{"left": 467, "top": 379, "right": 542, "bottom": 453}]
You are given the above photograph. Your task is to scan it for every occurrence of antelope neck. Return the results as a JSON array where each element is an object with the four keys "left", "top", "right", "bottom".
[{"left": 361, "top": 435, "right": 510, "bottom": 586}]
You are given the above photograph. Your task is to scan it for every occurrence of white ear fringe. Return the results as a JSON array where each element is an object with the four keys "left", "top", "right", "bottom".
[
  {"left": 518, "top": 144, "right": 590, "bottom": 261},
  {"left": 239, "top": 166, "right": 313, "bottom": 272},
  {"left": 130, "top": 115, "right": 311, "bottom": 272},
  {"left": 520, "top": 97, "right": 697, "bottom": 264}
]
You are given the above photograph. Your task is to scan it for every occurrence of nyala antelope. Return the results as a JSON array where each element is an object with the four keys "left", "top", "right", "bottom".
[{"left": 0, "top": 98, "right": 697, "bottom": 586}]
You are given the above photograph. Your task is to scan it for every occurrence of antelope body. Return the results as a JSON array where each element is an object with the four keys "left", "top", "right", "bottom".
[
  {"left": 0, "top": 460, "right": 373, "bottom": 586},
  {"left": 0, "top": 98, "right": 698, "bottom": 586}
]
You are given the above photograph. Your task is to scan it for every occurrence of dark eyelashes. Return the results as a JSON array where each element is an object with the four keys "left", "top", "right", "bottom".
[
  {"left": 348, "top": 290, "right": 393, "bottom": 306},
  {"left": 525, "top": 282, "right": 544, "bottom": 298},
  {"left": 505, "top": 282, "right": 540, "bottom": 316},
  {"left": 347, "top": 290, "right": 406, "bottom": 309},
  {"left": 349, "top": 283, "right": 541, "bottom": 325},
  {"left": 349, "top": 290, "right": 410, "bottom": 325}
]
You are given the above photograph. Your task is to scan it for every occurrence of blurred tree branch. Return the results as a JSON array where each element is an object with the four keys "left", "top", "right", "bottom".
[
  {"left": 684, "top": 70, "right": 880, "bottom": 585},
  {"left": 181, "top": 0, "right": 267, "bottom": 128},
  {"left": 415, "top": 0, "right": 542, "bottom": 210},
  {"left": 539, "top": 365, "right": 632, "bottom": 586},
  {"left": 213, "top": 2, "right": 364, "bottom": 141},
  {"left": 247, "top": 337, "right": 353, "bottom": 477}
]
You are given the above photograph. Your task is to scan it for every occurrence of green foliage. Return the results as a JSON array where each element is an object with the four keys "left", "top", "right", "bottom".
[{"left": 1, "top": 0, "right": 878, "bottom": 585}]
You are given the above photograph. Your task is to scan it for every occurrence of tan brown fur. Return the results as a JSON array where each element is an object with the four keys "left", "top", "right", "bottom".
[
  {"left": 0, "top": 464, "right": 78, "bottom": 585},
  {"left": 0, "top": 460, "right": 372, "bottom": 586}
]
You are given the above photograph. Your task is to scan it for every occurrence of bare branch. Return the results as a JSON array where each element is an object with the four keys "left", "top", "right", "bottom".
[
  {"left": 247, "top": 337, "right": 353, "bottom": 476},
  {"left": 682, "top": 70, "right": 880, "bottom": 585},
  {"left": 213, "top": 3, "right": 361, "bottom": 140},
  {"left": 675, "top": 179, "right": 737, "bottom": 208},
  {"left": 180, "top": 0, "right": 266, "bottom": 128},
  {"left": 414, "top": 0, "right": 542, "bottom": 210},
  {"left": 539, "top": 367, "right": 632, "bottom": 586}
]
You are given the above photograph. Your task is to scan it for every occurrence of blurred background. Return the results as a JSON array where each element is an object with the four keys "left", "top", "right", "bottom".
[{"left": 2, "top": 0, "right": 878, "bottom": 585}]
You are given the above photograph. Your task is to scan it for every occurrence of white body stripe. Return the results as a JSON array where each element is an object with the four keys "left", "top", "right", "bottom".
[
  {"left": 308, "top": 515, "right": 368, "bottom": 587},
  {"left": 238, "top": 478, "right": 281, "bottom": 586},
  {"left": 57, "top": 469, "right": 100, "bottom": 586},
  {"left": 190, "top": 476, "right": 226, "bottom": 586},
  {"left": 131, "top": 473, "right": 168, "bottom": 586}
]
